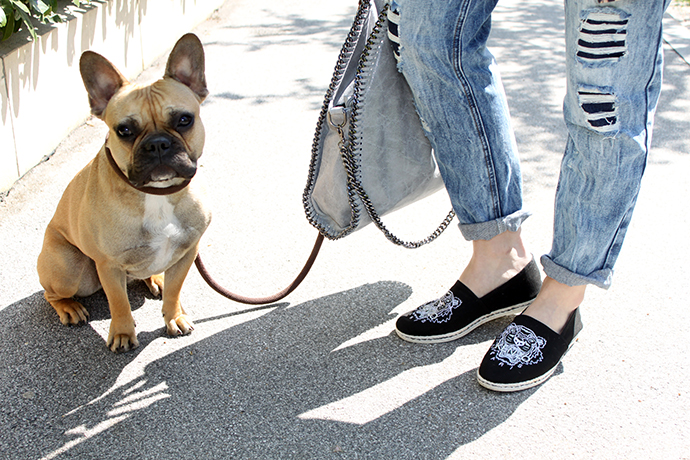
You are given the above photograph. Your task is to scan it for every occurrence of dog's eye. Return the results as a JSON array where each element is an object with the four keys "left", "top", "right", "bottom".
[
  {"left": 116, "top": 125, "right": 134, "bottom": 139},
  {"left": 177, "top": 114, "right": 194, "bottom": 130}
]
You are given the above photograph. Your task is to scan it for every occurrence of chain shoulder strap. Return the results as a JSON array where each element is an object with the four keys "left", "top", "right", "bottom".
[
  {"left": 303, "top": 0, "right": 371, "bottom": 240},
  {"left": 339, "top": 3, "right": 455, "bottom": 249}
]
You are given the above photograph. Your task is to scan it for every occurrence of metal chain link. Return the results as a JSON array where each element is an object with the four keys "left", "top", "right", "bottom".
[{"left": 303, "top": 0, "right": 369, "bottom": 240}]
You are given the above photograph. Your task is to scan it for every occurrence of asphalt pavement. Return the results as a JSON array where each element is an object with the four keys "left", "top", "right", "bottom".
[{"left": 1, "top": 0, "right": 689, "bottom": 458}]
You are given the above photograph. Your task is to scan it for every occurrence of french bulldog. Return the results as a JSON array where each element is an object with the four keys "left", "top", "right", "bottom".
[{"left": 37, "top": 33, "right": 212, "bottom": 353}]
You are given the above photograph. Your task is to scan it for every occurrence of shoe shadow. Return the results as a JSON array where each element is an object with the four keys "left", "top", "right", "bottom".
[{"left": 2, "top": 280, "right": 539, "bottom": 459}]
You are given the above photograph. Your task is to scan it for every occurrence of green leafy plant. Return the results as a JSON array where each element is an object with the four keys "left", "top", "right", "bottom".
[{"left": 0, "top": 0, "right": 89, "bottom": 42}]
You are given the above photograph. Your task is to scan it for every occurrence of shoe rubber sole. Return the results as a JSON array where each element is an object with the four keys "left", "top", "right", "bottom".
[{"left": 395, "top": 299, "right": 533, "bottom": 344}]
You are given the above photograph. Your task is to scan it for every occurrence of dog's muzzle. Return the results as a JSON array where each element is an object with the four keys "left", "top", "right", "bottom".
[{"left": 129, "top": 133, "right": 197, "bottom": 188}]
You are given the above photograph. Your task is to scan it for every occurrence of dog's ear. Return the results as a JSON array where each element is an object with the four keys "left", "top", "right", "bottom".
[
  {"left": 164, "top": 33, "right": 208, "bottom": 102},
  {"left": 80, "top": 51, "right": 128, "bottom": 119}
]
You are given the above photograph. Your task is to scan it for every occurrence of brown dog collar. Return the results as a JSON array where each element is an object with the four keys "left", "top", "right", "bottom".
[{"left": 104, "top": 146, "right": 191, "bottom": 196}]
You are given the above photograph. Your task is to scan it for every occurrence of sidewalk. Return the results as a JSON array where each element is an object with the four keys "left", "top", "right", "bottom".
[{"left": 1, "top": 0, "right": 688, "bottom": 458}]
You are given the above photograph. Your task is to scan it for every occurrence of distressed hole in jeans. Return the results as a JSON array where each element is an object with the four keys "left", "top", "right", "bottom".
[
  {"left": 387, "top": 1, "right": 402, "bottom": 63},
  {"left": 577, "top": 10, "right": 628, "bottom": 61},
  {"left": 578, "top": 88, "right": 618, "bottom": 132}
]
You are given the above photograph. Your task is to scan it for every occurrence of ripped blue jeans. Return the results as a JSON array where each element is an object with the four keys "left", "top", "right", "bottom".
[{"left": 392, "top": 0, "right": 669, "bottom": 288}]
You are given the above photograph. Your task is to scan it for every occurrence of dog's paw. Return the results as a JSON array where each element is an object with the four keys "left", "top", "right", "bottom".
[
  {"left": 165, "top": 314, "right": 195, "bottom": 337},
  {"left": 53, "top": 299, "right": 90, "bottom": 326},
  {"left": 145, "top": 275, "right": 164, "bottom": 297},
  {"left": 107, "top": 321, "right": 139, "bottom": 353}
]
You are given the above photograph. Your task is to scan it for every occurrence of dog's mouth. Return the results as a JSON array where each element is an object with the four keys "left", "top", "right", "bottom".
[
  {"left": 132, "top": 160, "right": 197, "bottom": 188},
  {"left": 149, "top": 165, "right": 182, "bottom": 183},
  {"left": 128, "top": 134, "right": 198, "bottom": 188},
  {"left": 136, "top": 162, "right": 197, "bottom": 188}
]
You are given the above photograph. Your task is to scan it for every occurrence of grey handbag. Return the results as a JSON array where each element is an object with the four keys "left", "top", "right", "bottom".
[
  {"left": 195, "top": 0, "right": 455, "bottom": 305},
  {"left": 303, "top": 0, "right": 455, "bottom": 248}
]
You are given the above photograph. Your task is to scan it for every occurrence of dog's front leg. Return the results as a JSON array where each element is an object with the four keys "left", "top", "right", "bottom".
[
  {"left": 161, "top": 245, "right": 198, "bottom": 337},
  {"left": 96, "top": 261, "right": 138, "bottom": 352}
]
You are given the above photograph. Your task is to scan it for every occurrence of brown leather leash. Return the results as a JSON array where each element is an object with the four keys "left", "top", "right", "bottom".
[
  {"left": 194, "top": 233, "right": 324, "bottom": 305},
  {"left": 104, "top": 144, "right": 324, "bottom": 305}
]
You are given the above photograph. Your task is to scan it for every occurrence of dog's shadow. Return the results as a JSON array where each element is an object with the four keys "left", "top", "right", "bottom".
[{"left": 3, "top": 280, "right": 164, "bottom": 373}]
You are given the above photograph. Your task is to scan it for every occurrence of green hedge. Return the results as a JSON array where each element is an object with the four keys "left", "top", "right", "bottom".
[{"left": 1, "top": 0, "right": 89, "bottom": 41}]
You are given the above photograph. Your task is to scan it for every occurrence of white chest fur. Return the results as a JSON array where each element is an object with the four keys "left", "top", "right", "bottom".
[{"left": 143, "top": 195, "right": 185, "bottom": 274}]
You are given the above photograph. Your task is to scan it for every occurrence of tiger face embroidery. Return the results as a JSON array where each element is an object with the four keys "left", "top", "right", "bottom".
[
  {"left": 411, "top": 291, "right": 462, "bottom": 324},
  {"left": 490, "top": 323, "right": 546, "bottom": 369}
]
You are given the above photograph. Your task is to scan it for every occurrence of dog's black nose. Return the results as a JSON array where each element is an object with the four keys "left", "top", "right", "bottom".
[{"left": 142, "top": 135, "right": 172, "bottom": 157}]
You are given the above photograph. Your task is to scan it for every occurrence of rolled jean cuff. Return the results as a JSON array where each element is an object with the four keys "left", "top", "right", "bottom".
[
  {"left": 540, "top": 254, "right": 612, "bottom": 290},
  {"left": 458, "top": 209, "right": 531, "bottom": 241}
]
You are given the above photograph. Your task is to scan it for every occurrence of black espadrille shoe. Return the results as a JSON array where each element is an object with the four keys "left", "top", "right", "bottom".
[
  {"left": 477, "top": 307, "right": 583, "bottom": 392},
  {"left": 395, "top": 258, "right": 542, "bottom": 344}
]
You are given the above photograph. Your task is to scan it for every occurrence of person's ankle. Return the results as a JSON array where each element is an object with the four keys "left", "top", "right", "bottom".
[
  {"left": 459, "top": 229, "right": 531, "bottom": 298},
  {"left": 523, "top": 277, "right": 586, "bottom": 333}
]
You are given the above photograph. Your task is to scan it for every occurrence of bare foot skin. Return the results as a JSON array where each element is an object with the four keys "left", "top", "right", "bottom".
[
  {"left": 522, "top": 276, "right": 586, "bottom": 333},
  {"left": 459, "top": 229, "right": 532, "bottom": 298},
  {"left": 457, "top": 229, "right": 586, "bottom": 334}
]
